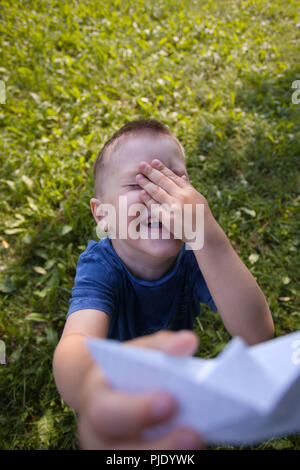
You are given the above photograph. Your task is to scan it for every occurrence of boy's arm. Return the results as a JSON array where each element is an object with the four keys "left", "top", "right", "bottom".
[
  {"left": 193, "top": 209, "right": 274, "bottom": 346},
  {"left": 53, "top": 309, "right": 110, "bottom": 410}
]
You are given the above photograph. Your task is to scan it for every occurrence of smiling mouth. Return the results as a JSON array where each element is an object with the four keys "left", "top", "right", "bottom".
[
  {"left": 136, "top": 220, "right": 164, "bottom": 232},
  {"left": 146, "top": 221, "right": 163, "bottom": 229},
  {"left": 134, "top": 220, "right": 175, "bottom": 240}
]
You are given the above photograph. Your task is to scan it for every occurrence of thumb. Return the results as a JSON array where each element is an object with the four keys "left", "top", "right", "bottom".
[{"left": 124, "top": 330, "right": 199, "bottom": 357}]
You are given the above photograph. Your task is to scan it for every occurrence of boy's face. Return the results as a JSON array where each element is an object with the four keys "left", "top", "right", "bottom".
[{"left": 92, "top": 132, "right": 188, "bottom": 260}]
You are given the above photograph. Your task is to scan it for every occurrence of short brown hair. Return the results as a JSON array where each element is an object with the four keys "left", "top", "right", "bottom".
[{"left": 93, "top": 118, "right": 185, "bottom": 198}]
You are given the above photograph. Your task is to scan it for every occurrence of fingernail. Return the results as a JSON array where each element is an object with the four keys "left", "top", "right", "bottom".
[
  {"left": 140, "top": 162, "right": 147, "bottom": 170},
  {"left": 152, "top": 159, "right": 160, "bottom": 167},
  {"left": 177, "top": 433, "right": 201, "bottom": 450},
  {"left": 151, "top": 395, "right": 174, "bottom": 419},
  {"left": 136, "top": 174, "right": 144, "bottom": 180}
]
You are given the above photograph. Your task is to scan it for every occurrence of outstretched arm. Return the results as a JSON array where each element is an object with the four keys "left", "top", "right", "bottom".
[
  {"left": 192, "top": 209, "right": 274, "bottom": 345},
  {"left": 53, "top": 309, "right": 203, "bottom": 449}
]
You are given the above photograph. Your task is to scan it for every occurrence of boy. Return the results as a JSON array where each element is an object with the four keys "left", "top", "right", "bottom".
[{"left": 53, "top": 119, "right": 274, "bottom": 450}]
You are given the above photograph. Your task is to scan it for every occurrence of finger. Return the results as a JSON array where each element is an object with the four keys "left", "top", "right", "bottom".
[
  {"left": 151, "top": 159, "right": 188, "bottom": 189},
  {"left": 136, "top": 173, "right": 173, "bottom": 205},
  {"left": 78, "top": 404, "right": 204, "bottom": 450},
  {"left": 139, "top": 189, "right": 157, "bottom": 209},
  {"left": 181, "top": 174, "right": 189, "bottom": 182},
  {"left": 78, "top": 416, "right": 204, "bottom": 450},
  {"left": 104, "top": 427, "right": 205, "bottom": 450},
  {"left": 139, "top": 190, "right": 164, "bottom": 224},
  {"left": 84, "top": 386, "right": 178, "bottom": 440},
  {"left": 138, "top": 161, "right": 179, "bottom": 194},
  {"left": 139, "top": 191, "right": 178, "bottom": 232},
  {"left": 126, "top": 330, "right": 200, "bottom": 357}
]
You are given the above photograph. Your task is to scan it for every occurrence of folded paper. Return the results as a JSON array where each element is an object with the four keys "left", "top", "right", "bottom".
[{"left": 86, "top": 331, "right": 300, "bottom": 446}]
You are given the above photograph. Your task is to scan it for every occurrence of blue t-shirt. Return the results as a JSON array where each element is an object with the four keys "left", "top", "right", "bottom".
[{"left": 67, "top": 237, "right": 217, "bottom": 341}]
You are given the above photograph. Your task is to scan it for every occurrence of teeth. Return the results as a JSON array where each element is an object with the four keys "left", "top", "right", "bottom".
[
  {"left": 148, "top": 221, "right": 161, "bottom": 228},
  {"left": 141, "top": 220, "right": 161, "bottom": 228}
]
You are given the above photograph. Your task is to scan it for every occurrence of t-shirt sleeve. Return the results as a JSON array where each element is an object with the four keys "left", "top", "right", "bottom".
[
  {"left": 66, "top": 252, "right": 117, "bottom": 318},
  {"left": 190, "top": 253, "right": 218, "bottom": 313}
]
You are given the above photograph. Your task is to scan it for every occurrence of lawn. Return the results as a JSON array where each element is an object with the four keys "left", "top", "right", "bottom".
[{"left": 0, "top": 0, "right": 299, "bottom": 449}]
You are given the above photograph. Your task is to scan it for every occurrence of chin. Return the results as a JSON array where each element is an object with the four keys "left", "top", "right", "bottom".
[{"left": 134, "top": 236, "right": 183, "bottom": 259}]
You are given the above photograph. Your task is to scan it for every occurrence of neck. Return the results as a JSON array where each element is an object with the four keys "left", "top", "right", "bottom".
[{"left": 110, "top": 239, "right": 180, "bottom": 280}]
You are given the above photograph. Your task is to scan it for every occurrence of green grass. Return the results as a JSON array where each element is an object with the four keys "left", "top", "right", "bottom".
[{"left": 0, "top": 0, "right": 299, "bottom": 449}]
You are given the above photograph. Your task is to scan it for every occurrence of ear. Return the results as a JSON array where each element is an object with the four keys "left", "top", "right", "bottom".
[{"left": 90, "top": 198, "right": 107, "bottom": 227}]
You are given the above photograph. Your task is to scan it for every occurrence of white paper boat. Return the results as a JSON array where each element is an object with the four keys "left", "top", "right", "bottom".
[{"left": 86, "top": 331, "right": 300, "bottom": 446}]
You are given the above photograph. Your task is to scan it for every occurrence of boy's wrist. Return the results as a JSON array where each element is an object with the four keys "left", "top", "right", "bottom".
[
  {"left": 182, "top": 196, "right": 216, "bottom": 246},
  {"left": 77, "top": 362, "right": 107, "bottom": 413}
]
